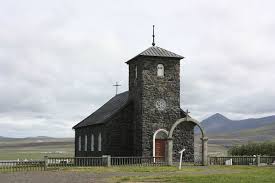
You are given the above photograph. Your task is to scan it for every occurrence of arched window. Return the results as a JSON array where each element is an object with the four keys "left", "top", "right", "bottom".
[
  {"left": 84, "top": 135, "right": 87, "bottom": 151},
  {"left": 98, "top": 133, "right": 102, "bottom": 151},
  {"left": 78, "top": 136, "right": 81, "bottom": 151},
  {"left": 157, "top": 64, "right": 164, "bottom": 77},
  {"left": 91, "top": 134, "right": 94, "bottom": 151}
]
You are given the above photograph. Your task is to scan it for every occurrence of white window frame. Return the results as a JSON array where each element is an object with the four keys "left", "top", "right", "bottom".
[
  {"left": 91, "top": 134, "right": 94, "bottom": 151},
  {"left": 98, "top": 133, "right": 102, "bottom": 151},
  {"left": 157, "top": 64, "right": 164, "bottom": 77},
  {"left": 84, "top": 135, "right": 87, "bottom": 151},
  {"left": 78, "top": 136, "right": 81, "bottom": 151}
]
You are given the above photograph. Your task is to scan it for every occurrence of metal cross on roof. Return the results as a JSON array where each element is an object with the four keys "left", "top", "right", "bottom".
[
  {"left": 152, "top": 25, "right": 155, "bottom": 46},
  {"left": 113, "top": 82, "right": 121, "bottom": 96}
]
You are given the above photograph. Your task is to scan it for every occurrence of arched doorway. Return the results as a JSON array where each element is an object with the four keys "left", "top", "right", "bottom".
[
  {"left": 167, "top": 116, "right": 208, "bottom": 166},
  {"left": 153, "top": 129, "right": 168, "bottom": 162}
]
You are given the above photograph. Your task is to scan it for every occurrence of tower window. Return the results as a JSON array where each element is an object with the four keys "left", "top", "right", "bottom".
[
  {"left": 157, "top": 64, "right": 164, "bottom": 77},
  {"left": 98, "top": 132, "right": 102, "bottom": 151}
]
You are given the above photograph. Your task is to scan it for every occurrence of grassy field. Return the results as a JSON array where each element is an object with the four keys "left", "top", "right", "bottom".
[
  {"left": 0, "top": 145, "right": 74, "bottom": 160},
  {"left": 110, "top": 166, "right": 275, "bottom": 183},
  {"left": 0, "top": 143, "right": 226, "bottom": 160},
  {"left": 0, "top": 137, "right": 74, "bottom": 160},
  {"left": 0, "top": 136, "right": 228, "bottom": 160},
  {"left": 52, "top": 166, "right": 275, "bottom": 183}
]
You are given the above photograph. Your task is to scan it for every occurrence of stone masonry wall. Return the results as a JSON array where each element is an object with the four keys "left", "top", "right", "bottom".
[
  {"left": 128, "top": 58, "right": 144, "bottom": 156},
  {"left": 172, "top": 122, "right": 195, "bottom": 161},
  {"left": 141, "top": 57, "right": 181, "bottom": 157},
  {"left": 128, "top": 56, "right": 194, "bottom": 161}
]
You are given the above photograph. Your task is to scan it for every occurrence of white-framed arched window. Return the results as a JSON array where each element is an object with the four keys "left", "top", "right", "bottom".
[
  {"left": 84, "top": 135, "right": 87, "bottom": 151},
  {"left": 98, "top": 133, "right": 102, "bottom": 151},
  {"left": 91, "top": 134, "right": 94, "bottom": 151},
  {"left": 157, "top": 64, "right": 164, "bottom": 77},
  {"left": 78, "top": 136, "right": 81, "bottom": 151}
]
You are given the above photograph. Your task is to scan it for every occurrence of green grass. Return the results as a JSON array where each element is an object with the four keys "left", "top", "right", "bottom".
[
  {"left": 113, "top": 166, "right": 275, "bottom": 183},
  {"left": 50, "top": 165, "right": 275, "bottom": 183},
  {"left": 1, "top": 160, "right": 275, "bottom": 183},
  {"left": 60, "top": 166, "right": 204, "bottom": 173}
]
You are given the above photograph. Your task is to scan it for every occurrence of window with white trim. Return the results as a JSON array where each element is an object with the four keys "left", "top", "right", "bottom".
[
  {"left": 84, "top": 135, "right": 87, "bottom": 151},
  {"left": 98, "top": 133, "right": 102, "bottom": 151},
  {"left": 78, "top": 136, "right": 81, "bottom": 151},
  {"left": 157, "top": 64, "right": 164, "bottom": 77},
  {"left": 91, "top": 134, "right": 94, "bottom": 151}
]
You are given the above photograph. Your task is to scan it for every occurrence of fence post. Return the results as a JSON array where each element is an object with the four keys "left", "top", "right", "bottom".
[
  {"left": 107, "top": 155, "right": 111, "bottom": 167},
  {"left": 102, "top": 155, "right": 111, "bottom": 167},
  {"left": 256, "top": 155, "right": 260, "bottom": 166},
  {"left": 44, "top": 156, "right": 48, "bottom": 170}
]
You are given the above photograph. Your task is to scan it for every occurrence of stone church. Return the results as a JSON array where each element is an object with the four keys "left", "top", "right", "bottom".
[{"left": 73, "top": 42, "right": 195, "bottom": 161}]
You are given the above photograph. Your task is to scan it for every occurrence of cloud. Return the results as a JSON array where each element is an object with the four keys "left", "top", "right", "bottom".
[{"left": 0, "top": 0, "right": 275, "bottom": 137}]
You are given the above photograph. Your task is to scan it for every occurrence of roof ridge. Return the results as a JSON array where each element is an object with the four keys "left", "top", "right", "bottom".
[{"left": 126, "top": 46, "right": 184, "bottom": 63}]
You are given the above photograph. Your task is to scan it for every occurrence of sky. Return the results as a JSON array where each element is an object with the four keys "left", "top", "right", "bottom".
[{"left": 0, "top": 0, "right": 275, "bottom": 137}]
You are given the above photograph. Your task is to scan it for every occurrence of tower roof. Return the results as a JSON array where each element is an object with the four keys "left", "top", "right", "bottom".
[{"left": 126, "top": 46, "right": 184, "bottom": 63}]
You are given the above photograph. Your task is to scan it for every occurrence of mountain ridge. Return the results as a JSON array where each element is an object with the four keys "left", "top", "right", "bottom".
[{"left": 201, "top": 113, "right": 275, "bottom": 133}]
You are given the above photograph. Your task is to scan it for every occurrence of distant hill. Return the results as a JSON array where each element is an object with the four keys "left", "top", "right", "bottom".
[
  {"left": 0, "top": 136, "right": 74, "bottom": 148},
  {"left": 0, "top": 136, "right": 71, "bottom": 140},
  {"left": 201, "top": 113, "right": 275, "bottom": 134},
  {"left": 199, "top": 113, "right": 275, "bottom": 147},
  {"left": 0, "top": 136, "right": 18, "bottom": 141}
]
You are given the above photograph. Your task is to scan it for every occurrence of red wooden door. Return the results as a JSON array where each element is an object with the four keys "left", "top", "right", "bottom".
[{"left": 155, "top": 139, "right": 166, "bottom": 160}]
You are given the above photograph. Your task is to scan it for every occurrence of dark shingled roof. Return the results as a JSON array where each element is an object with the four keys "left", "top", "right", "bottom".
[
  {"left": 73, "top": 90, "right": 189, "bottom": 129},
  {"left": 73, "top": 91, "right": 129, "bottom": 129},
  {"left": 126, "top": 46, "right": 184, "bottom": 63}
]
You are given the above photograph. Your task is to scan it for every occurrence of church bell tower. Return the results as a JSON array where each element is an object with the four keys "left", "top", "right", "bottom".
[{"left": 126, "top": 27, "right": 184, "bottom": 157}]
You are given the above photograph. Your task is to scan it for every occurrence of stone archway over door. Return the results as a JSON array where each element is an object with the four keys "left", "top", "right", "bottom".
[
  {"left": 153, "top": 129, "right": 168, "bottom": 162},
  {"left": 167, "top": 117, "right": 208, "bottom": 166}
]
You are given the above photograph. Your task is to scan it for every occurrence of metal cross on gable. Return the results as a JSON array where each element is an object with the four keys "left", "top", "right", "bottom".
[{"left": 113, "top": 82, "right": 121, "bottom": 96}]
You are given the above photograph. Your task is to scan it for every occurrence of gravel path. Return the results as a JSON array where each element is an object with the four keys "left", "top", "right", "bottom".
[
  {"left": 0, "top": 171, "right": 108, "bottom": 183},
  {"left": 0, "top": 169, "right": 241, "bottom": 183}
]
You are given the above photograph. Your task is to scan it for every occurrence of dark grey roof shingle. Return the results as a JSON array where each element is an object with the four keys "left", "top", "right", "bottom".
[
  {"left": 73, "top": 90, "right": 189, "bottom": 129},
  {"left": 73, "top": 91, "right": 129, "bottom": 129},
  {"left": 126, "top": 46, "right": 184, "bottom": 63}
]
